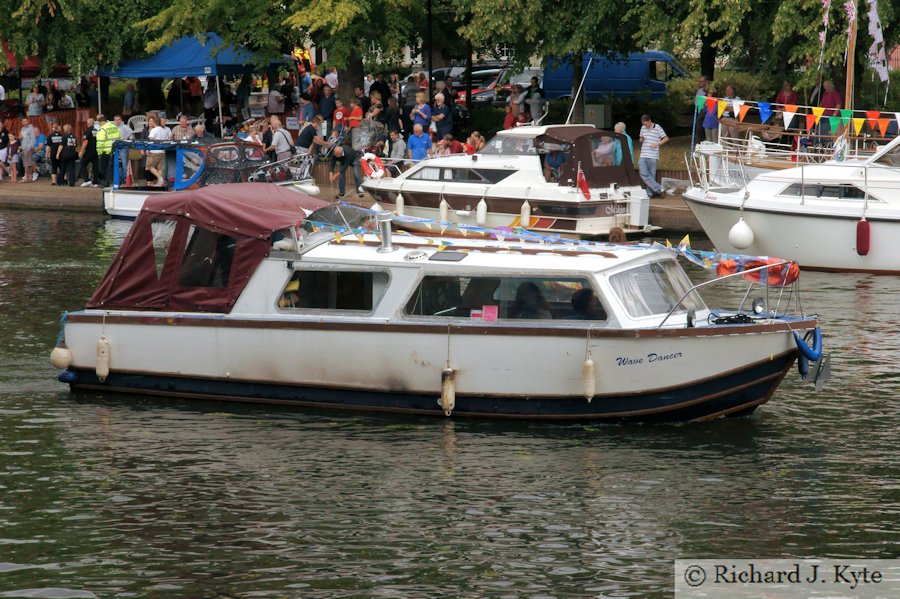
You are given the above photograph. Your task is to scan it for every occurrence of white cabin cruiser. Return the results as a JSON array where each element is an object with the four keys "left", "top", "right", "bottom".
[
  {"left": 684, "top": 135, "right": 900, "bottom": 274},
  {"left": 105, "top": 138, "right": 320, "bottom": 219},
  {"left": 362, "top": 125, "right": 655, "bottom": 238},
  {"left": 52, "top": 183, "right": 825, "bottom": 422}
]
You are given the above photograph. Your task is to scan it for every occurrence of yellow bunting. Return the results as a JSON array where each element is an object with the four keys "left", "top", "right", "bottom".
[
  {"left": 852, "top": 118, "right": 866, "bottom": 134},
  {"left": 437, "top": 244, "right": 447, "bottom": 252},
  {"left": 717, "top": 100, "right": 727, "bottom": 118},
  {"left": 811, "top": 106, "right": 825, "bottom": 124},
  {"left": 334, "top": 232, "right": 342, "bottom": 243}
]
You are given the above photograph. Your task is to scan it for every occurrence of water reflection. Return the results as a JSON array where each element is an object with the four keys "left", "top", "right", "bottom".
[{"left": 0, "top": 210, "right": 896, "bottom": 597}]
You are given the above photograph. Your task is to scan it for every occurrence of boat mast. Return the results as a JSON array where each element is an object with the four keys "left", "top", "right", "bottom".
[{"left": 845, "top": 1, "right": 857, "bottom": 111}]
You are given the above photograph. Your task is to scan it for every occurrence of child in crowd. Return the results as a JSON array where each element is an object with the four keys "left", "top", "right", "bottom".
[{"left": 2, "top": 134, "right": 19, "bottom": 182}]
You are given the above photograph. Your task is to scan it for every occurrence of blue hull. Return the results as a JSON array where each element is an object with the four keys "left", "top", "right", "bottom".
[{"left": 65, "top": 351, "right": 797, "bottom": 422}]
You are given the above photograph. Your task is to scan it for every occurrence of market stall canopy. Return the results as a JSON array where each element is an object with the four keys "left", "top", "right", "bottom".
[
  {"left": 2, "top": 41, "right": 70, "bottom": 78},
  {"left": 96, "top": 32, "right": 264, "bottom": 79}
]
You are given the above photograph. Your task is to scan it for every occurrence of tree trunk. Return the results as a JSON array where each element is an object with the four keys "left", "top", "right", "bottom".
[
  {"left": 699, "top": 35, "right": 717, "bottom": 81},
  {"left": 136, "top": 78, "right": 165, "bottom": 114},
  {"left": 338, "top": 56, "right": 364, "bottom": 101},
  {"left": 569, "top": 52, "right": 584, "bottom": 124}
]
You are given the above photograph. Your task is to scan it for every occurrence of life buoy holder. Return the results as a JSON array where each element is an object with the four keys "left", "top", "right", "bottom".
[
  {"left": 361, "top": 153, "right": 385, "bottom": 179},
  {"left": 793, "top": 327, "right": 823, "bottom": 362},
  {"left": 716, "top": 258, "right": 800, "bottom": 287}
]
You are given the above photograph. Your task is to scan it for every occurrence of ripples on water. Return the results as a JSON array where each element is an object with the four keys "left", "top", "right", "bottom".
[{"left": 0, "top": 211, "right": 897, "bottom": 598}]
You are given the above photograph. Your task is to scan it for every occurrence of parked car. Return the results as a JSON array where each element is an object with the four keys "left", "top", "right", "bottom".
[
  {"left": 451, "top": 68, "right": 505, "bottom": 106},
  {"left": 542, "top": 51, "right": 688, "bottom": 100},
  {"left": 493, "top": 66, "right": 544, "bottom": 106}
]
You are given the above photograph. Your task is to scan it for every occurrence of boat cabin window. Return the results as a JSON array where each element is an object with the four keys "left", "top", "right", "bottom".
[
  {"left": 609, "top": 260, "right": 705, "bottom": 318},
  {"left": 177, "top": 225, "right": 237, "bottom": 288},
  {"left": 151, "top": 218, "right": 177, "bottom": 279},
  {"left": 874, "top": 144, "right": 900, "bottom": 167},
  {"left": 278, "top": 270, "right": 389, "bottom": 311},
  {"left": 179, "top": 149, "right": 203, "bottom": 184},
  {"left": 479, "top": 135, "right": 537, "bottom": 155},
  {"left": 404, "top": 275, "right": 607, "bottom": 321},
  {"left": 778, "top": 183, "right": 867, "bottom": 199},
  {"left": 407, "top": 167, "right": 514, "bottom": 184}
]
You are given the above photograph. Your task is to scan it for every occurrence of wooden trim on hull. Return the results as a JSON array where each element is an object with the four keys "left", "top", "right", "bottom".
[
  {"left": 64, "top": 350, "right": 798, "bottom": 422},
  {"left": 66, "top": 313, "right": 818, "bottom": 340}
]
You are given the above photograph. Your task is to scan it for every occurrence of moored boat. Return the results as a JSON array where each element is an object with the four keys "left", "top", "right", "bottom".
[
  {"left": 684, "top": 135, "right": 900, "bottom": 274},
  {"left": 52, "top": 183, "right": 827, "bottom": 421},
  {"left": 104, "top": 138, "right": 320, "bottom": 219},
  {"left": 362, "top": 124, "right": 656, "bottom": 238}
]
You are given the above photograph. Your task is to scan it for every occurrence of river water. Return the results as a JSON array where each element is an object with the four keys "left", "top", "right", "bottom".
[{"left": 0, "top": 210, "right": 897, "bottom": 598}]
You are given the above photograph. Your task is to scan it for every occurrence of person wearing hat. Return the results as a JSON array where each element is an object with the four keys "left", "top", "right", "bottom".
[{"left": 95, "top": 114, "right": 121, "bottom": 187}]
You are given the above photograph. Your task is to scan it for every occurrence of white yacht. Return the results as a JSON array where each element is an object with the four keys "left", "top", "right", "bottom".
[
  {"left": 684, "top": 135, "right": 900, "bottom": 274},
  {"left": 362, "top": 125, "right": 654, "bottom": 238}
]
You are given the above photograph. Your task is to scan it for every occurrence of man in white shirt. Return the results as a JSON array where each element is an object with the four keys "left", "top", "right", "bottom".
[
  {"left": 114, "top": 115, "right": 134, "bottom": 185},
  {"left": 637, "top": 113, "right": 668, "bottom": 197},
  {"left": 146, "top": 116, "right": 172, "bottom": 186},
  {"left": 265, "top": 116, "right": 294, "bottom": 161},
  {"left": 267, "top": 86, "right": 284, "bottom": 115}
]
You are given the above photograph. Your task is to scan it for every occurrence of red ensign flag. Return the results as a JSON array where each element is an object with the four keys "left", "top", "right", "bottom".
[{"left": 577, "top": 163, "right": 591, "bottom": 199}]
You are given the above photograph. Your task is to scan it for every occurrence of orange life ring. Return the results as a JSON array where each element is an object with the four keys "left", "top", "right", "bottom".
[
  {"left": 716, "top": 258, "right": 799, "bottom": 287},
  {"left": 361, "top": 153, "right": 385, "bottom": 178}
]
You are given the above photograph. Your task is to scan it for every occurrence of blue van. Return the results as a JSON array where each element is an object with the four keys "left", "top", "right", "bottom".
[{"left": 543, "top": 51, "right": 689, "bottom": 100}]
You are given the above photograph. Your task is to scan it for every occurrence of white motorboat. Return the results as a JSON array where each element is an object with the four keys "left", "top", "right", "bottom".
[
  {"left": 684, "top": 135, "right": 900, "bottom": 274},
  {"left": 104, "top": 138, "right": 320, "bottom": 219},
  {"left": 51, "top": 183, "right": 826, "bottom": 422},
  {"left": 362, "top": 124, "right": 655, "bottom": 238}
]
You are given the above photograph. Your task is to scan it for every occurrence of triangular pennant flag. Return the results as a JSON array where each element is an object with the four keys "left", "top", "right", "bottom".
[
  {"left": 731, "top": 99, "right": 744, "bottom": 116},
  {"left": 782, "top": 109, "right": 796, "bottom": 129},
  {"left": 784, "top": 104, "right": 799, "bottom": 115},
  {"left": 811, "top": 106, "right": 825, "bottom": 124},
  {"left": 805, "top": 113, "right": 817, "bottom": 131},
  {"left": 758, "top": 102, "right": 772, "bottom": 123},
  {"left": 895, "top": 112, "right": 900, "bottom": 129},
  {"left": 717, "top": 100, "right": 727, "bottom": 118},
  {"left": 852, "top": 117, "right": 866, "bottom": 135},
  {"left": 877, "top": 118, "right": 890, "bottom": 137},
  {"left": 738, "top": 104, "right": 750, "bottom": 122},
  {"left": 840, "top": 109, "right": 853, "bottom": 125},
  {"left": 705, "top": 96, "right": 718, "bottom": 114},
  {"left": 866, "top": 110, "right": 880, "bottom": 129},
  {"left": 828, "top": 116, "right": 841, "bottom": 134},
  {"left": 695, "top": 95, "right": 706, "bottom": 113}
]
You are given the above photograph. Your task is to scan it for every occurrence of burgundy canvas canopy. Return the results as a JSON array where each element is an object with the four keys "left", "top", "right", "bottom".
[
  {"left": 538, "top": 130, "right": 641, "bottom": 189},
  {"left": 88, "top": 184, "right": 328, "bottom": 313}
]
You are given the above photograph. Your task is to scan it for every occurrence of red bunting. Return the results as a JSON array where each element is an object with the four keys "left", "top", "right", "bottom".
[
  {"left": 805, "top": 113, "right": 817, "bottom": 131},
  {"left": 705, "top": 97, "right": 718, "bottom": 113},
  {"left": 866, "top": 110, "right": 881, "bottom": 129}
]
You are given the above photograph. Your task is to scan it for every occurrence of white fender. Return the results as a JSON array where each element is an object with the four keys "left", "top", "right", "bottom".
[
  {"left": 440, "top": 368, "right": 456, "bottom": 416},
  {"left": 50, "top": 344, "right": 73, "bottom": 369},
  {"left": 371, "top": 201, "right": 383, "bottom": 213},
  {"left": 96, "top": 335, "right": 111, "bottom": 383},
  {"left": 439, "top": 198, "right": 450, "bottom": 222},
  {"left": 583, "top": 352, "right": 596, "bottom": 402},
  {"left": 475, "top": 198, "right": 487, "bottom": 226},
  {"left": 520, "top": 201, "right": 531, "bottom": 228},
  {"left": 728, "top": 218, "right": 755, "bottom": 250},
  {"left": 395, "top": 192, "right": 405, "bottom": 216}
]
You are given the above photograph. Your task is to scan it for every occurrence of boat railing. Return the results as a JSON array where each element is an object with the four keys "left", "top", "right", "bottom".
[{"left": 657, "top": 259, "right": 801, "bottom": 329}]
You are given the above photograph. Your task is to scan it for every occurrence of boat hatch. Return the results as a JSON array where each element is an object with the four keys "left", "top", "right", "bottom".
[
  {"left": 609, "top": 259, "right": 706, "bottom": 318},
  {"left": 278, "top": 269, "right": 389, "bottom": 312},
  {"left": 404, "top": 274, "right": 608, "bottom": 321}
]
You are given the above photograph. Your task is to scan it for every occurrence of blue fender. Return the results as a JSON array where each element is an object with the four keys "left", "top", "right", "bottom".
[{"left": 793, "top": 327, "right": 823, "bottom": 362}]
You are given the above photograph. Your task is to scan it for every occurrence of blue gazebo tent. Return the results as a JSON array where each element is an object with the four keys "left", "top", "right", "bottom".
[{"left": 97, "top": 32, "right": 263, "bottom": 127}]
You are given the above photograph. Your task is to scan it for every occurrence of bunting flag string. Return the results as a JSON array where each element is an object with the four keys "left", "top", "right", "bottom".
[
  {"left": 695, "top": 95, "right": 706, "bottom": 113},
  {"left": 738, "top": 104, "right": 751, "bottom": 122},
  {"left": 839, "top": 108, "right": 853, "bottom": 125},
  {"left": 828, "top": 116, "right": 841, "bottom": 133},
  {"left": 758, "top": 102, "right": 773, "bottom": 124},
  {"left": 865, "top": 110, "right": 881, "bottom": 128},
  {"left": 877, "top": 118, "right": 890, "bottom": 136},
  {"left": 852, "top": 117, "right": 866, "bottom": 134},
  {"left": 806, "top": 114, "right": 817, "bottom": 131},
  {"left": 716, "top": 100, "right": 728, "bottom": 118}
]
